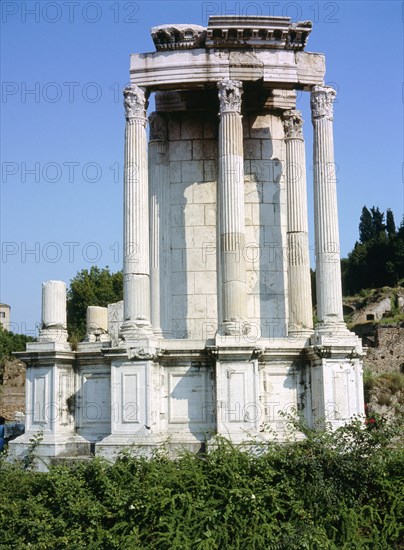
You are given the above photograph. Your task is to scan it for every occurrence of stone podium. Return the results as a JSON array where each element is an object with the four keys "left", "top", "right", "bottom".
[{"left": 10, "top": 16, "right": 364, "bottom": 464}]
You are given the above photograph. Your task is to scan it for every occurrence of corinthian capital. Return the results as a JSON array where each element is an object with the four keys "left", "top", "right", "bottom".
[
  {"left": 218, "top": 79, "right": 243, "bottom": 114},
  {"left": 123, "top": 84, "right": 148, "bottom": 121},
  {"left": 310, "top": 85, "right": 336, "bottom": 120},
  {"left": 283, "top": 110, "right": 304, "bottom": 139}
]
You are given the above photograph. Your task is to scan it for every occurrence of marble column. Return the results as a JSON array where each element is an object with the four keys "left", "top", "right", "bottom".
[
  {"left": 217, "top": 80, "right": 247, "bottom": 336},
  {"left": 311, "top": 85, "right": 344, "bottom": 327},
  {"left": 283, "top": 110, "right": 313, "bottom": 335},
  {"left": 121, "top": 84, "right": 151, "bottom": 338},
  {"left": 148, "top": 112, "right": 171, "bottom": 337},
  {"left": 38, "top": 280, "right": 68, "bottom": 343},
  {"left": 86, "top": 306, "right": 109, "bottom": 342}
]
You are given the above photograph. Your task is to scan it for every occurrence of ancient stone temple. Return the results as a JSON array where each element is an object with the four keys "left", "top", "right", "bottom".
[{"left": 10, "top": 16, "right": 365, "bottom": 464}]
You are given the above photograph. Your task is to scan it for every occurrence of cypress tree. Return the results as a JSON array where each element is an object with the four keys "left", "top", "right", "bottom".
[
  {"left": 358, "top": 206, "right": 373, "bottom": 243},
  {"left": 370, "top": 206, "right": 385, "bottom": 235},
  {"left": 386, "top": 208, "right": 396, "bottom": 239}
]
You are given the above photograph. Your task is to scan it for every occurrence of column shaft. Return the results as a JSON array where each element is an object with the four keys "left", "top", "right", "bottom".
[
  {"left": 39, "top": 280, "right": 68, "bottom": 343},
  {"left": 311, "top": 86, "right": 344, "bottom": 325},
  {"left": 218, "top": 80, "right": 247, "bottom": 336},
  {"left": 148, "top": 112, "right": 171, "bottom": 337},
  {"left": 283, "top": 110, "right": 313, "bottom": 334},
  {"left": 122, "top": 85, "right": 151, "bottom": 334}
]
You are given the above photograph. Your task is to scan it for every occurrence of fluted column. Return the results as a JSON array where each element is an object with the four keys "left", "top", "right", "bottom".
[
  {"left": 217, "top": 80, "right": 247, "bottom": 336},
  {"left": 148, "top": 112, "right": 171, "bottom": 337},
  {"left": 311, "top": 85, "right": 344, "bottom": 327},
  {"left": 121, "top": 84, "right": 151, "bottom": 338},
  {"left": 38, "top": 280, "right": 68, "bottom": 343},
  {"left": 86, "top": 306, "right": 109, "bottom": 342},
  {"left": 283, "top": 110, "right": 313, "bottom": 335}
]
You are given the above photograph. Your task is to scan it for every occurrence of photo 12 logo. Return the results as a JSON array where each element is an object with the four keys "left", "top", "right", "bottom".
[
  {"left": 1, "top": 82, "right": 122, "bottom": 104},
  {"left": 1, "top": 161, "right": 123, "bottom": 184},
  {"left": 1, "top": 241, "right": 122, "bottom": 265},
  {"left": 201, "top": 2, "right": 340, "bottom": 24},
  {"left": 1, "top": 2, "right": 140, "bottom": 24}
]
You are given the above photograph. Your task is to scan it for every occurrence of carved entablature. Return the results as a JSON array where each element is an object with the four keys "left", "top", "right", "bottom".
[
  {"left": 218, "top": 79, "right": 243, "bottom": 114},
  {"left": 149, "top": 112, "right": 168, "bottom": 141},
  {"left": 151, "top": 24, "right": 206, "bottom": 51},
  {"left": 310, "top": 85, "right": 336, "bottom": 120},
  {"left": 150, "top": 17, "right": 312, "bottom": 52},
  {"left": 206, "top": 16, "right": 312, "bottom": 50},
  {"left": 283, "top": 109, "right": 304, "bottom": 140},
  {"left": 123, "top": 85, "right": 147, "bottom": 121},
  {"left": 128, "top": 347, "right": 160, "bottom": 361}
]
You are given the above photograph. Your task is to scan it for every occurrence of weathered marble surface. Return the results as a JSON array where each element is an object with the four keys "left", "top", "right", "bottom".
[
  {"left": 130, "top": 49, "right": 325, "bottom": 90},
  {"left": 10, "top": 16, "right": 364, "bottom": 466}
]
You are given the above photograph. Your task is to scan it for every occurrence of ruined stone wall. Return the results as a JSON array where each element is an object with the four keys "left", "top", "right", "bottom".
[
  {"left": 364, "top": 327, "right": 404, "bottom": 375},
  {"left": 0, "top": 359, "right": 26, "bottom": 421}
]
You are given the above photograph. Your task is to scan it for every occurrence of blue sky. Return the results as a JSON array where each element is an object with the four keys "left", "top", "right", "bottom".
[{"left": 1, "top": 0, "right": 403, "bottom": 335}]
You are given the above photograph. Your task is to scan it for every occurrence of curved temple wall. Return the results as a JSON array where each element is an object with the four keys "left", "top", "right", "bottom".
[{"left": 10, "top": 16, "right": 365, "bottom": 465}]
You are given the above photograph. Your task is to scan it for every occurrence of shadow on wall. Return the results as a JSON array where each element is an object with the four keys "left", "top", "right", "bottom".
[
  {"left": 166, "top": 362, "right": 215, "bottom": 443},
  {"left": 245, "top": 112, "right": 286, "bottom": 339},
  {"left": 166, "top": 108, "right": 219, "bottom": 340},
  {"left": 74, "top": 369, "right": 111, "bottom": 444}
]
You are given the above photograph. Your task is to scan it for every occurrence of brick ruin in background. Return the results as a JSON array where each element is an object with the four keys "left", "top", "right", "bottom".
[
  {"left": 0, "top": 359, "right": 25, "bottom": 422},
  {"left": 10, "top": 16, "right": 365, "bottom": 465}
]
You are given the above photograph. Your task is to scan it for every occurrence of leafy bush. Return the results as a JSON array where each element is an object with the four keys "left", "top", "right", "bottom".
[
  {"left": 0, "top": 419, "right": 403, "bottom": 549},
  {"left": 67, "top": 266, "right": 123, "bottom": 342}
]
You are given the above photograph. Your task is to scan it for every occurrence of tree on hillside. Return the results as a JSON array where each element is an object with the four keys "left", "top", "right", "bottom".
[
  {"left": 393, "top": 216, "right": 404, "bottom": 281},
  {"left": 370, "top": 206, "right": 386, "bottom": 236},
  {"left": 359, "top": 206, "right": 374, "bottom": 243},
  {"left": 342, "top": 206, "right": 404, "bottom": 295},
  {"left": 341, "top": 241, "right": 369, "bottom": 295},
  {"left": 67, "top": 267, "right": 123, "bottom": 341},
  {"left": 0, "top": 326, "right": 35, "bottom": 367},
  {"left": 386, "top": 209, "right": 396, "bottom": 239},
  {"left": 370, "top": 206, "right": 385, "bottom": 235}
]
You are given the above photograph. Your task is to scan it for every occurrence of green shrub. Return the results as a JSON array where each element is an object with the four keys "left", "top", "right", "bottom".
[
  {"left": 0, "top": 419, "right": 403, "bottom": 549},
  {"left": 377, "top": 391, "right": 393, "bottom": 407},
  {"left": 382, "top": 372, "right": 404, "bottom": 394}
]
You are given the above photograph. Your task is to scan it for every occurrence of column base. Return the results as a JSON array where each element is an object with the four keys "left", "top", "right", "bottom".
[
  {"left": 311, "top": 321, "right": 361, "bottom": 348},
  {"left": 26, "top": 341, "right": 72, "bottom": 352},
  {"left": 85, "top": 332, "right": 110, "bottom": 343},
  {"left": 38, "top": 328, "right": 69, "bottom": 345},
  {"left": 219, "top": 320, "right": 251, "bottom": 339},
  {"left": 119, "top": 320, "right": 154, "bottom": 343},
  {"left": 288, "top": 327, "right": 314, "bottom": 342}
]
